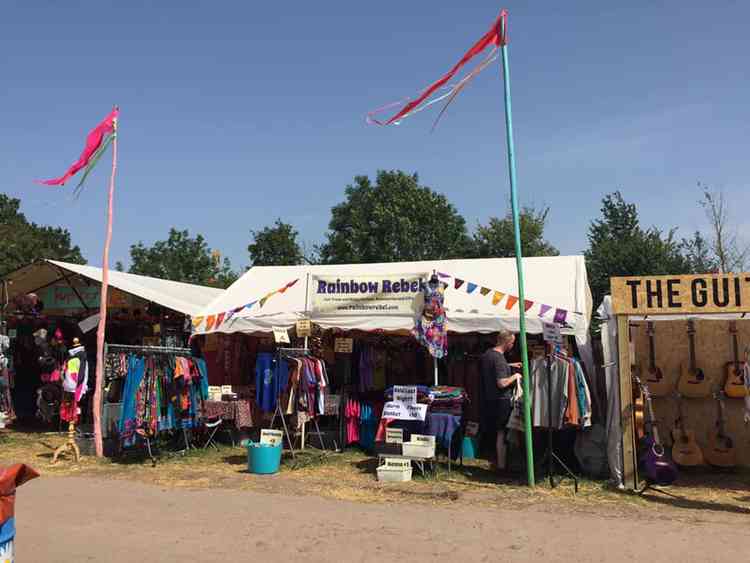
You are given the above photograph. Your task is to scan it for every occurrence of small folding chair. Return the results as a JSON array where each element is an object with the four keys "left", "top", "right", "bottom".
[{"left": 203, "top": 416, "right": 235, "bottom": 449}]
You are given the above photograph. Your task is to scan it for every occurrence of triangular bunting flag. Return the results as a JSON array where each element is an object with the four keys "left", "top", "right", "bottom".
[
  {"left": 492, "top": 291, "right": 505, "bottom": 306},
  {"left": 437, "top": 272, "right": 450, "bottom": 279},
  {"left": 466, "top": 282, "right": 478, "bottom": 294},
  {"left": 539, "top": 304, "right": 552, "bottom": 317},
  {"left": 205, "top": 315, "right": 217, "bottom": 331},
  {"left": 286, "top": 278, "right": 299, "bottom": 289},
  {"left": 480, "top": 287, "right": 491, "bottom": 296},
  {"left": 505, "top": 296, "right": 519, "bottom": 310},
  {"left": 225, "top": 310, "right": 236, "bottom": 322},
  {"left": 524, "top": 300, "right": 534, "bottom": 312},
  {"left": 233, "top": 306, "right": 244, "bottom": 313},
  {"left": 278, "top": 285, "right": 288, "bottom": 294},
  {"left": 215, "top": 312, "right": 226, "bottom": 326},
  {"left": 454, "top": 278, "right": 465, "bottom": 290},
  {"left": 245, "top": 301, "right": 257, "bottom": 310},
  {"left": 259, "top": 296, "right": 269, "bottom": 308},
  {"left": 191, "top": 316, "right": 205, "bottom": 329},
  {"left": 554, "top": 308, "right": 568, "bottom": 324}
]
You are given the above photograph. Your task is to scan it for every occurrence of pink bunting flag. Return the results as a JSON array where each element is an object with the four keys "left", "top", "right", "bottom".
[
  {"left": 539, "top": 304, "right": 552, "bottom": 317},
  {"left": 454, "top": 278, "right": 465, "bottom": 290},
  {"left": 524, "top": 300, "right": 534, "bottom": 312}
]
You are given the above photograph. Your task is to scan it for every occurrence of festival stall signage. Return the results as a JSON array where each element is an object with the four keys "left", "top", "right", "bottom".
[
  {"left": 310, "top": 274, "right": 428, "bottom": 316},
  {"left": 611, "top": 273, "right": 750, "bottom": 315},
  {"left": 40, "top": 285, "right": 132, "bottom": 310}
]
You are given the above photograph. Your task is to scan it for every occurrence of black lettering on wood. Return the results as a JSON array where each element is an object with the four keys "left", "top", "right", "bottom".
[
  {"left": 667, "top": 279, "right": 682, "bottom": 308},
  {"left": 734, "top": 277, "right": 742, "bottom": 306},
  {"left": 692, "top": 279, "right": 707, "bottom": 307},
  {"left": 646, "top": 279, "right": 663, "bottom": 308},
  {"left": 625, "top": 280, "right": 641, "bottom": 308},
  {"left": 713, "top": 277, "right": 730, "bottom": 307}
]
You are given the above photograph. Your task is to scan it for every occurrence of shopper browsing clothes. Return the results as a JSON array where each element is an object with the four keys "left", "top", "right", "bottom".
[{"left": 480, "top": 330, "right": 522, "bottom": 473}]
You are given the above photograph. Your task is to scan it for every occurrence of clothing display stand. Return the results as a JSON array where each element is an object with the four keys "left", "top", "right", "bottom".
[
  {"left": 544, "top": 347, "right": 578, "bottom": 493},
  {"left": 105, "top": 343, "right": 194, "bottom": 463},
  {"left": 51, "top": 420, "right": 81, "bottom": 465}
]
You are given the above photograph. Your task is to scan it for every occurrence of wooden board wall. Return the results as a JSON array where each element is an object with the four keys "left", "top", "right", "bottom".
[{"left": 631, "top": 319, "right": 750, "bottom": 466}]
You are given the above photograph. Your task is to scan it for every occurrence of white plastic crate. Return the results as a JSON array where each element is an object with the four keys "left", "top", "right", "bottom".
[
  {"left": 377, "top": 458, "right": 413, "bottom": 482},
  {"left": 402, "top": 434, "right": 436, "bottom": 458}
]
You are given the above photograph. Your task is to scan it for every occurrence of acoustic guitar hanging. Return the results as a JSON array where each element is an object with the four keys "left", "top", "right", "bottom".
[
  {"left": 643, "top": 321, "right": 671, "bottom": 397},
  {"left": 724, "top": 321, "right": 747, "bottom": 398},
  {"left": 670, "top": 389, "right": 705, "bottom": 467},
  {"left": 634, "top": 374, "right": 678, "bottom": 486},
  {"left": 705, "top": 389, "right": 738, "bottom": 468},
  {"left": 677, "top": 319, "right": 712, "bottom": 399}
]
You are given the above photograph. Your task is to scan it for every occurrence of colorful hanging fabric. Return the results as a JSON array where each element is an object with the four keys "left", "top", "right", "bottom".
[
  {"left": 480, "top": 287, "right": 491, "bottom": 296},
  {"left": 492, "top": 291, "right": 505, "bottom": 306},
  {"left": 524, "top": 300, "right": 534, "bottom": 312},
  {"left": 454, "top": 278, "right": 465, "bottom": 290},
  {"left": 505, "top": 296, "right": 519, "bottom": 310},
  {"left": 554, "top": 308, "right": 568, "bottom": 324},
  {"left": 466, "top": 282, "right": 478, "bottom": 294},
  {"left": 539, "top": 304, "right": 552, "bottom": 317},
  {"left": 413, "top": 283, "right": 448, "bottom": 359},
  {"left": 38, "top": 107, "right": 119, "bottom": 190}
]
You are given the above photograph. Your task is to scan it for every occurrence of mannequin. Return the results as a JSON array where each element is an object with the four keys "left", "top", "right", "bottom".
[{"left": 52, "top": 338, "right": 89, "bottom": 464}]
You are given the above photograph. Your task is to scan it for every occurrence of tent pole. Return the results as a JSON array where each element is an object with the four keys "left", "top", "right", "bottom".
[{"left": 499, "top": 16, "right": 535, "bottom": 486}]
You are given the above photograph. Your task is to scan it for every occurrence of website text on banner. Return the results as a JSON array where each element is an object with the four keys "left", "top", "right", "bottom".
[{"left": 311, "top": 274, "right": 428, "bottom": 316}]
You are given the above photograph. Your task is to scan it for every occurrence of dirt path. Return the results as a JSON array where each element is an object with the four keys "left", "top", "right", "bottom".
[{"left": 14, "top": 476, "right": 750, "bottom": 562}]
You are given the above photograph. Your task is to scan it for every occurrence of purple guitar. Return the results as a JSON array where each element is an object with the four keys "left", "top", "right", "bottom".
[{"left": 634, "top": 375, "right": 678, "bottom": 486}]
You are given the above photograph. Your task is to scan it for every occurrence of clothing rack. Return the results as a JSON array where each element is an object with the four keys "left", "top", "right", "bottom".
[
  {"left": 544, "top": 346, "right": 578, "bottom": 493},
  {"left": 105, "top": 343, "right": 192, "bottom": 355}
]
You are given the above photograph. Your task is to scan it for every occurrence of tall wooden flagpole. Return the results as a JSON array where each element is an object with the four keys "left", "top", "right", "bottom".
[
  {"left": 93, "top": 107, "right": 118, "bottom": 457},
  {"left": 499, "top": 14, "right": 535, "bottom": 486}
]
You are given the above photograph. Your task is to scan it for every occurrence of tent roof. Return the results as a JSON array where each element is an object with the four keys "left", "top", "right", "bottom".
[
  {"left": 195, "top": 255, "right": 592, "bottom": 337},
  {"left": 2, "top": 260, "right": 223, "bottom": 317}
]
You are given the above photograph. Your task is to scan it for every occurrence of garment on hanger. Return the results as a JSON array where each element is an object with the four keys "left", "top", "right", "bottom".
[{"left": 412, "top": 283, "right": 447, "bottom": 359}]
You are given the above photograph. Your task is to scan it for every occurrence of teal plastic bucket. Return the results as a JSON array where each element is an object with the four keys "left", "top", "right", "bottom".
[
  {"left": 246, "top": 441, "right": 282, "bottom": 474},
  {"left": 462, "top": 436, "right": 479, "bottom": 460}
]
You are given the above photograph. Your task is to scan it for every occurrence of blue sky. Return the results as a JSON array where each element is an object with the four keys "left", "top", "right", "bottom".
[{"left": 2, "top": 1, "right": 748, "bottom": 272}]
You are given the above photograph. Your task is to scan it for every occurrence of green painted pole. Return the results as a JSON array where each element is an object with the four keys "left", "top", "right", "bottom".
[{"left": 499, "top": 15, "right": 535, "bottom": 487}]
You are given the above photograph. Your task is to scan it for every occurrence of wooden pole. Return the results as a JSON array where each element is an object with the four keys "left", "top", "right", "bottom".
[
  {"left": 93, "top": 109, "right": 118, "bottom": 457},
  {"left": 616, "top": 314, "right": 637, "bottom": 489}
]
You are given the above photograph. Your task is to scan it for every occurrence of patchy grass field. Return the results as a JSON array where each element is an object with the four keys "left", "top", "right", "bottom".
[{"left": 2, "top": 428, "right": 749, "bottom": 520}]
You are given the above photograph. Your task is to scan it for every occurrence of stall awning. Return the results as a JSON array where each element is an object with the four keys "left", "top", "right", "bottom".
[
  {"left": 193, "top": 255, "right": 593, "bottom": 339},
  {"left": 2, "top": 260, "right": 224, "bottom": 317}
]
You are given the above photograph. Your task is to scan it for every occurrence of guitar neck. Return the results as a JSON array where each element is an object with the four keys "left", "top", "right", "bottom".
[
  {"left": 688, "top": 322, "right": 697, "bottom": 371},
  {"left": 717, "top": 394, "right": 728, "bottom": 436},
  {"left": 648, "top": 330, "right": 656, "bottom": 370},
  {"left": 645, "top": 396, "right": 661, "bottom": 444},
  {"left": 732, "top": 332, "right": 740, "bottom": 368}
]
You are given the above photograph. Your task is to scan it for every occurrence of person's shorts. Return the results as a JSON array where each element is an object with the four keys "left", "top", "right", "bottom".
[{"left": 484, "top": 398, "right": 513, "bottom": 431}]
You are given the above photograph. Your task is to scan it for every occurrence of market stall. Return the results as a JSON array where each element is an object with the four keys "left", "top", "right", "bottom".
[
  {"left": 190, "top": 256, "right": 597, "bottom": 476},
  {"left": 602, "top": 272, "right": 750, "bottom": 491}
]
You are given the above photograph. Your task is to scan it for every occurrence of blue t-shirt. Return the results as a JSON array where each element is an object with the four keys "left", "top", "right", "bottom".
[{"left": 256, "top": 353, "right": 275, "bottom": 413}]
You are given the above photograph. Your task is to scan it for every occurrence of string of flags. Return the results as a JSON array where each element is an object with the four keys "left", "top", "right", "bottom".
[
  {"left": 436, "top": 272, "right": 575, "bottom": 326},
  {"left": 191, "top": 278, "right": 299, "bottom": 332}
]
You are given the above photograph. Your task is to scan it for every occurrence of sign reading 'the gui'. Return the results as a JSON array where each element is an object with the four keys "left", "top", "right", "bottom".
[{"left": 611, "top": 273, "right": 750, "bottom": 315}]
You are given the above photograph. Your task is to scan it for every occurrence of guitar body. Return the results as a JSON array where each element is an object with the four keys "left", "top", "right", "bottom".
[
  {"left": 639, "top": 435, "right": 678, "bottom": 485},
  {"left": 645, "top": 366, "right": 671, "bottom": 397},
  {"left": 671, "top": 427, "right": 704, "bottom": 466},
  {"left": 705, "top": 431, "right": 738, "bottom": 468},
  {"left": 677, "top": 366, "right": 712, "bottom": 399},
  {"left": 724, "top": 362, "right": 747, "bottom": 399}
]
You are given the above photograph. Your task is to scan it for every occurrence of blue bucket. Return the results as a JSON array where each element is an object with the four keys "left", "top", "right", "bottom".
[
  {"left": 462, "top": 436, "right": 479, "bottom": 460},
  {"left": 246, "top": 441, "right": 282, "bottom": 474}
]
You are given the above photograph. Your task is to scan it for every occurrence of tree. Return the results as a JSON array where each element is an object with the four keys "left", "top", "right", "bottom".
[
  {"left": 680, "top": 231, "right": 718, "bottom": 274},
  {"left": 473, "top": 206, "right": 559, "bottom": 258},
  {"left": 585, "top": 192, "right": 691, "bottom": 308},
  {"left": 129, "top": 228, "right": 237, "bottom": 288},
  {"left": 248, "top": 219, "right": 304, "bottom": 266},
  {"left": 0, "top": 193, "right": 86, "bottom": 275},
  {"left": 698, "top": 183, "right": 748, "bottom": 272},
  {"left": 319, "top": 171, "right": 473, "bottom": 263}
]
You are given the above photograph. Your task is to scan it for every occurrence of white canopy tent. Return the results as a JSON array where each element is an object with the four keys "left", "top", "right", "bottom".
[
  {"left": 194, "top": 256, "right": 593, "bottom": 368},
  {"left": 2, "top": 260, "right": 223, "bottom": 317}
]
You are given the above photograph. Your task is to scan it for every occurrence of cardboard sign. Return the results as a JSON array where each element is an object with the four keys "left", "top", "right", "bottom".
[
  {"left": 208, "top": 386, "right": 222, "bottom": 401},
  {"left": 542, "top": 322, "right": 562, "bottom": 344},
  {"left": 295, "top": 319, "right": 312, "bottom": 337},
  {"left": 334, "top": 338, "right": 353, "bottom": 354},
  {"left": 260, "top": 429, "right": 284, "bottom": 447},
  {"left": 383, "top": 457, "right": 411, "bottom": 469},
  {"left": 385, "top": 428, "right": 404, "bottom": 444},
  {"left": 78, "top": 313, "right": 100, "bottom": 334},
  {"left": 382, "top": 401, "right": 428, "bottom": 421},
  {"left": 611, "top": 273, "right": 750, "bottom": 315},
  {"left": 221, "top": 385, "right": 233, "bottom": 396},
  {"left": 393, "top": 385, "right": 417, "bottom": 405},
  {"left": 272, "top": 326, "right": 290, "bottom": 344}
]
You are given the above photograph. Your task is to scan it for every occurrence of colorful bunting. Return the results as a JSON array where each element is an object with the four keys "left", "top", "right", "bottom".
[
  {"left": 524, "top": 300, "right": 534, "bottom": 312},
  {"left": 505, "top": 296, "right": 519, "bottom": 310},
  {"left": 480, "top": 287, "right": 491, "bottom": 296},
  {"left": 539, "top": 304, "right": 552, "bottom": 317},
  {"left": 466, "top": 282, "right": 478, "bottom": 294},
  {"left": 454, "top": 278, "right": 465, "bottom": 290},
  {"left": 437, "top": 272, "right": 451, "bottom": 279},
  {"left": 215, "top": 312, "right": 226, "bottom": 326},
  {"left": 492, "top": 291, "right": 505, "bottom": 306},
  {"left": 192, "top": 316, "right": 205, "bottom": 328},
  {"left": 554, "top": 308, "right": 568, "bottom": 324},
  {"left": 205, "top": 315, "right": 217, "bottom": 331}
]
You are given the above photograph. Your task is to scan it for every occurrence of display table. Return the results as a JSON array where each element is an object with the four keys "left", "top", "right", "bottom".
[{"left": 203, "top": 400, "right": 254, "bottom": 429}]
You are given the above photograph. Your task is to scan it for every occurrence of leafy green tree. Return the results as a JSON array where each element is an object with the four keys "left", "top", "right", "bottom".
[
  {"left": 319, "top": 171, "right": 472, "bottom": 263},
  {"left": 0, "top": 193, "right": 85, "bottom": 274},
  {"left": 585, "top": 191, "right": 690, "bottom": 307},
  {"left": 473, "top": 206, "right": 559, "bottom": 258},
  {"left": 248, "top": 219, "right": 304, "bottom": 266},
  {"left": 129, "top": 228, "right": 237, "bottom": 288}
]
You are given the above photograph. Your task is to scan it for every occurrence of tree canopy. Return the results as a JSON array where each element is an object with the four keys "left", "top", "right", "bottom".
[
  {"left": 248, "top": 219, "right": 304, "bottom": 266},
  {"left": 0, "top": 193, "right": 86, "bottom": 275},
  {"left": 319, "top": 171, "right": 473, "bottom": 264},
  {"left": 473, "top": 206, "right": 559, "bottom": 259},
  {"left": 129, "top": 228, "right": 237, "bottom": 288},
  {"left": 585, "top": 191, "right": 691, "bottom": 308}
]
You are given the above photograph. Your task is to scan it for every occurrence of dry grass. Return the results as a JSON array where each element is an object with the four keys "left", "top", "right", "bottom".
[{"left": 2, "top": 428, "right": 749, "bottom": 519}]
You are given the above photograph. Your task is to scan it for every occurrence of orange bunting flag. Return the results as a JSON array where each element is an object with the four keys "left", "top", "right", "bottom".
[
  {"left": 205, "top": 315, "right": 217, "bottom": 331},
  {"left": 524, "top": 300, "right": 534, "bottom": 312},
  {"left": 505, "top": 296, "right": 519, "bottom": 310},
  {"left": 492, "top": 291, "right": 505, "bottom": 306}
]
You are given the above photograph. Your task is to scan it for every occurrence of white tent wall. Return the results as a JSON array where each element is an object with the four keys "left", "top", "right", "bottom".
[
  {"left": 195, "top": 256, "right": 594, "bottom": 374},
  {"left": 598, "top": 296, "right": 624, "bottom": 487}
]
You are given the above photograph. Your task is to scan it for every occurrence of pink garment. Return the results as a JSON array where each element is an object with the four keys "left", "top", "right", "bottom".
[
  {"left": 38, "top": 107, "right": 119, "bottom": 186},
  {"left": 345, "top": 399, "right": 360, "bottom": 445}
]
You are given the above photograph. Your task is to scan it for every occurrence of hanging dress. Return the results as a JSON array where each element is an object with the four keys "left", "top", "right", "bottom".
[{"left": 413, "top": 283, "right": 448, "bottom": 359}]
